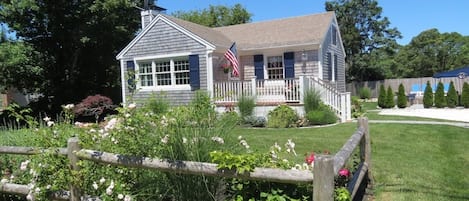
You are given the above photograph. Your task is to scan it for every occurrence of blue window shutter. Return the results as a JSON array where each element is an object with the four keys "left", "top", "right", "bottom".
[
  {"left": 327, "top": 52, "right": 332, "bottom": 80},
  {"left": 189, "top": 54, "right": 200, "bottom": 90},
  {"left": 254, "top": 54, "right": 264, "bottom": 79},
  {"left": 284, "top": 52, "right": 295, "bottom": 78},
  {"left": 126, "top": 60, "right": 135, "bottom": 92}
]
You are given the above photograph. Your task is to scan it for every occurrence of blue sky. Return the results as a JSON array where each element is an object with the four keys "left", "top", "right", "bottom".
[{"left": 158, "top": 0, "right": 469, "bottom": 45}]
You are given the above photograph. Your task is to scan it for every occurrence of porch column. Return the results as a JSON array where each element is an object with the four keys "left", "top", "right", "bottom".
[{"left": 251, "top": 77, "right": 257, "bottom": 97}]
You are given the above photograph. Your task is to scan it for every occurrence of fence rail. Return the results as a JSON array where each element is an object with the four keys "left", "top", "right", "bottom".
[{"left": 0, "top": 118, "right": 371, "bottom": 201}]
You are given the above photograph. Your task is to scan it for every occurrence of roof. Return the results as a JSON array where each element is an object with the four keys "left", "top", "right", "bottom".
[
  {"left": 163, "top": 15, "right": 233, "bottom": 49},
  {"left": 214, "top": 12, "right": 335, "bottom": 50},
  {"left": 433, "top": 66, "right": 469, "bottom": 78}
]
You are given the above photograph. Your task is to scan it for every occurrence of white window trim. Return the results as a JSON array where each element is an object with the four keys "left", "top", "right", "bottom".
[
  {"left": 135, "top": 55, "right": 191, "bottom": 91},
  {"left": 265, "top": 54, "right": 284, "bottom": 80},
  {"left": 330, "top": 51, "right": 336, "bottom": 82}
]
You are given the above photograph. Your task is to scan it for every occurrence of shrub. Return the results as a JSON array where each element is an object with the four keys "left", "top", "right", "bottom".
[
  {"left": 359, "top": 87, "right": 371, "bottom": 100},
  {"left": 244, "top": 116, "right": 266, "bottom": 127},
  {"left": 73, "top": 94, "right": 115, "bottom": 122},
  {"left": 306, "top": 105, "right": 337, "bottom": 125},
  {"left": 434, "top": 82, "right": 446, "bottom": 108},
  {"left": 385, "top": 86, "right": 394, "bottom": 108},
  {"left": 351, "top": 96, "right": 365, "bottom": 118},
  {"left": 378, "top": 84, "right": 386, "bottom": 108},
  {"left": 267, "top": 105, "right": 298, "bottom": 128},
  {"left": 423, "top": 81, "right": 434, "bottom": 108},
  {"left": 462, "top": 82, "right": 469, "bottom": 108},
  {"left": 446, "top": 81, "right": 458, "bottom": 108},
  {"left": 303, "top": 88, "right": 321, "bottom": 113},
  {"left": 144, "top": 93, "right": 170, "bottom": 115},
  {"left": 397, "top": 83, "right": 407, "bottom": 108},
  {"left": 237, "top": 95, "right": 256, "bottom": 120}
]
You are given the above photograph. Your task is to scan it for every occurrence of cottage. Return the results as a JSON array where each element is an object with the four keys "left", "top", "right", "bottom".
[{"left": 116, "top": 6, "right": 351, "bottom": 121}]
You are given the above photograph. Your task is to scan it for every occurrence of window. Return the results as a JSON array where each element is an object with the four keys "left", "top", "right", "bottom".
[
  {"left": 333, "top": 54, "right": 338, "bottom": 81},
  {"left": 136, "top": 56, "right": 190, "bottom": 89},
  {"left": 267, "top": 56, "right": 284, "bottom": 79},
  {"left": 332, "top": 26, "right": 337, "bottom": 45}
]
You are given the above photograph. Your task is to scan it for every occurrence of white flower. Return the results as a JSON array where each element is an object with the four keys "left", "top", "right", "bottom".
[
  {"left": 161, "top": 135, "right": 169, "bottom": 144},
  {"left": 124, "top": 195, "right": 132, "bottom": 201},
  {"left": 43, "top": 116, "right": 51, "bottom": 122},
  {"left": 118, "top": 194, "right": 124, "bottom": 199},
  {"left": 238, "top": 136, "right": 243, "bottom": 140},
  {"left": 63, "top": 104, "right": 74, "bottom": 110},
  {"left": 46, "top": 185, "right": 51, "bottom": 189},
  {"left": 26, "top": 193, "right": 34, "bottom": 201},
  {"left": 20, "top": 160, "right": 30, "bottom": 171},
  {"left": 105, "top": 180, "right": 115, "bottom": 195},
  {"left": 285, "top": 139, "right": 297, "bottom": 156},
  {"left": 182, "top": 137, "right": 188, "bottom": 144},
  {"left": 0, "top": 178, "right": 8, "bottom": 184},
  {"left": 128, "top": 103, "right": 137, "bottom": 109},
  {"left": 92, "top": 182, "right": 98, "bottom": 190},
  {"left": 99, "top": 177, "right": 106, "bottom": 184},
  {"left": 89, "top": 128, "right": 96, "bottom": 133},
  {"left": 211, "top": 136, "right": 224, "bottom": 144},
  {"left": 35, "top": 187, "right": 40, "bottom": 193},
  {"left": 105, "top": 118, "right": 118, "bottom": 131},
  {"left": 274, "top": 142, "right": 281, "bottom": 152},
  {"left": 239, "top": 139, "right": 250, "bottom": 149},
  {"left": 47, "top": 121, "right": 55, "bottom": 127},
  {"left": 125, "top": 113, "right": 131, "bottom": 118}
]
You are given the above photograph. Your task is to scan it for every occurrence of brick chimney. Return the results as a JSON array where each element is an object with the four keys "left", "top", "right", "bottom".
[{"left": 141, "top": 0, "right": 166, "bottom": 29}]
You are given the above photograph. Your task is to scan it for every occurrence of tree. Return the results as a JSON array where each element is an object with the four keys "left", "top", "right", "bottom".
[
  {"left": 172, "top": 4, "right": 252, "bottom": 27},
  {"left": 462, "top": 82, "right": 469, "bottom": 108},
  {"left": 0, "top": 0, "right": 142, "bottom": 113},
  {"left": 378, "top": 84, "right": 386, "bottom": 108},
  {"left": 423, "top": 81, "right": 434, "bottom": 108},
  {"left": 434, "top": 82, "right": 446, "bottom": 108},
  {"left": 325, "top": 0, "right": 401, "bottom": 82},
  {"left": 446, "top": 81, "right": 458, "bottom": 108},
  {"left": 385, "top": 86, "right": 394, "bottom": 108},
  {"left": 397, "top": 83, "right": 407, "bottom": 108}
]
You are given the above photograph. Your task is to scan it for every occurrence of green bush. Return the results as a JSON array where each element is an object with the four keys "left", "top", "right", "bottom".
[
  {"left": 267, "top": 105, "right": 298, "bottom": 128},
  {"left": 237, "top": 95, "right": 256, "bottom": 119},
  {"left": 351, "top": 96, "right": 365, "bottom": 118},
  {"left": 397, "top": 83, "right": 407, "bottom": 108},
  {"left": 462, "top": 82, "right": 469, "bottom": 108},
  {"left": 446, "top": 81, "right": 458, "bottom": 108},
  {"left": 423, "top": 81, "right": 434, "bottom": 108},
  {"left": 144, "top": 93, "right": 170, "bottom": 115},
  {"left": 434, "top": 82, "right": 446, "bottom": 108},
  {"left": 385, "top": 86, "right": 395, "bottom": 108},
  {"left": 306, "top": 105, "right": 337, "bottom": 125},
  {"left": 303, "top": 88, "right": 321, "bottom": 113},
  {"left": 359, "top": 87, "right": 371, "bottom": 100},
  {"left": 378, "top": 84, "right": 386, "bottom": 108},
  {"left": 244, "top": 116, "right": 266, "bottom": 127}
]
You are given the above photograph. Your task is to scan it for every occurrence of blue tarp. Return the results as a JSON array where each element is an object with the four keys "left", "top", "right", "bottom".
[{"left": 433, "top": 66, "right": 469, "bottom": 78}]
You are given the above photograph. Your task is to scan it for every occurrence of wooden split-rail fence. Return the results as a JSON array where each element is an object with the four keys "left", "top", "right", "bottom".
[{"left": 0, "top": 118, "right": 372, "bottom": 201}]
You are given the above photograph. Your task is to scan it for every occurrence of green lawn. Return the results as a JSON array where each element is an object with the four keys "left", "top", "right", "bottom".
[{"left": 233, "top": 123, "right": 469, "bottom": 201}]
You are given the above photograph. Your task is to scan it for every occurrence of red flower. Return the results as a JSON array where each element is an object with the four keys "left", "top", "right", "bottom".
[
  {"left": 339, "top": 168, "right": 350, "bottom": 177},
  {"left": 305, "top": 153, "right": 315, "bottom": 165}
]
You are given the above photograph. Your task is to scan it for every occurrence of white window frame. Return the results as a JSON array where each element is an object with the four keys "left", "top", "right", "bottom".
[
  {"left": 329, "top": 51, "right": 336, "bottom": 82},
  {"left": 135, "top": 53, "right": 191, "bottom": 91},
  {"left": 265, "top": 55, "right": 284, "bottom": 80}
]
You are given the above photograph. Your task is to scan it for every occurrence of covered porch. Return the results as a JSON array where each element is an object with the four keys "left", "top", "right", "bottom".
[{"left": 212, "top": 76, "right": 352, "bottom": 122}]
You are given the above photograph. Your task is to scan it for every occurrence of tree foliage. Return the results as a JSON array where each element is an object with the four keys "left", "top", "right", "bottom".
[
  {"left": 423, "top": 81, "right": 434, "bottom": 108},
  {"left": 0, "top": 0, "right": 143, "bottom": 112},
  {"left": 385, "top": 86, "right": 394, "bottom": 108},
  {"left": 325, "top": 0, "right": 401, "bottom": 82},
  {"left": 172, "top": 4, "right": 252, "bottom": 27},
  {"left": 397, "top": 83, "right": 407, "bottom": 108},
  {"left": 377, "top": 84, "right": 386, "bottom": 108},
  {"left": 446, "top": 81, "right": 458, "bottom": 108},
  {"left": 434, "top": 82, "right": 446, "bottom": 108},
  {"left": 462, "top": 82, "right": 469, "bottom": 108}
]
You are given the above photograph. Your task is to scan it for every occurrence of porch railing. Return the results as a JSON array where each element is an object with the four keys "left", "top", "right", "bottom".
[{"left": 213, "top": 76, "right": 351, "bottom": 122}]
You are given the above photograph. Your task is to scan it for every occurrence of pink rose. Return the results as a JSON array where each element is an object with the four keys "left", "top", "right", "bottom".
[
  {"left": 305, "top": 153, "right": 315, "bottom": 165},
  {"left": 339, "top": 168, "right": 350, "bottom": 177}
]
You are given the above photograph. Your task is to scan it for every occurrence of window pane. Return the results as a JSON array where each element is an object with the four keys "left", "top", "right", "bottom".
[
  {"left": 155, "top": 61, "right": 170, "bottom": 72},
  {"left": 174, "top": 59, "right": 189, "bottom": 71},
  {"left": 267, "top": 56, "right": 283, "bottom": 79},
  {"left": 156, "top": 73, "right": 171, "bottom": 86},
  {"left": 140, "top": 75, "right": 153, "bottom": 86},
  {"left": 175, "top": 72, "right": 190, "bottom": 85},
  {"left": 139, "top": 62, "right": 153, "bottom": 86}
]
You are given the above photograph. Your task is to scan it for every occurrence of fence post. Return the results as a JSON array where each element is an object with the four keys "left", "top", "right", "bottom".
[
  {"left": 358, "top": 117, "right": 373, "bottom": 188},
  {"left": 67, "top": 137, "right": 81, "bottom": 201},
  {"left": 313, "top": 155, "right": 334, "bottom": 201}
]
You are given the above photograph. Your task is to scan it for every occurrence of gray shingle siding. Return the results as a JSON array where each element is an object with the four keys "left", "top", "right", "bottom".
[
  {"left": 294, "top": 50, "right": 320, "bottom": 77},
  {"left": 321, "top": 22, "right": 346, "bottom": 92},
  {"left": 121, "top": 20, "right": 209, "bottom": 105}
]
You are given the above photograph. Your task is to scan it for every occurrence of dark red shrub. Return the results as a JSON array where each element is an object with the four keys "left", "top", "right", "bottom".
[{"left": 74, "top": 94, "right": 116, "bottom": 122}]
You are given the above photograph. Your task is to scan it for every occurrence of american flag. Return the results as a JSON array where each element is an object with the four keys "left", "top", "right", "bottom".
[{"left": 224, "top": 42, "right": 239, "bottom": 77}]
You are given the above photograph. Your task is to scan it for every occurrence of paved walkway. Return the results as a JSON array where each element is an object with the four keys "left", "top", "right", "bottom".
[{"left": 367, "top": 120, "right": 469, "bottom": 128}]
